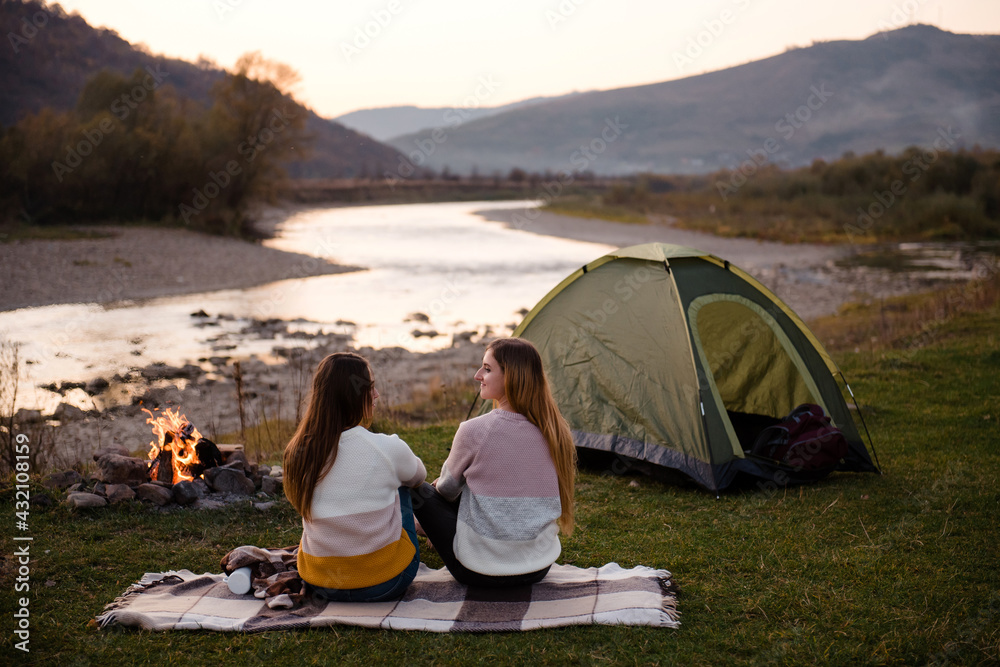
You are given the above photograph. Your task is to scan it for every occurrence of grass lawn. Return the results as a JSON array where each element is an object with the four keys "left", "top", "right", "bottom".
[{"left": 2, "top": 306, "right": 998, "bottom": 666}]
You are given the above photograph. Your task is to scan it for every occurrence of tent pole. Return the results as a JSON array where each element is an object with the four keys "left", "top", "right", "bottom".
[
  {"left": 838, "top": 371, "right": 882, "bottom": 474},
  {"left": 466, "top": 393, "right": 482, "bottom": 421}
]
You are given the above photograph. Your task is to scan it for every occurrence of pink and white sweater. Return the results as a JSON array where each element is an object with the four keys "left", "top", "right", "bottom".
[{"left": 436, "top": 409, "right": 562, "bottom": 576}]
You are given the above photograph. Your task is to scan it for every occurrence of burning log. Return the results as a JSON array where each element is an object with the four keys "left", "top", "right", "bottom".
[
  {"left": 144, "top": 407, "right": 215, "bottom": 485},
  {"left": 150, "top": 433, "right": 175, "bottom": 483},
  {"left": 187, "top": 438, "right": 224, "bottom": 480},
  {"left": 196, "top": 437, "right": 224, "bottom": 470}
]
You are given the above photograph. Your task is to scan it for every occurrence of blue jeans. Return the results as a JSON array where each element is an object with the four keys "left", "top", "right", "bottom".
[{"left": 307, "top": 487, "right": 420, "bottom": 603}]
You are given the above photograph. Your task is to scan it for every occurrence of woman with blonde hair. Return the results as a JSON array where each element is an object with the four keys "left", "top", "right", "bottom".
[
  {"left": 284, "top": 352, "right": 426, "bottom": 602},
  {"left": 411, "top": 337, "right": 576, "bottom": 587}
]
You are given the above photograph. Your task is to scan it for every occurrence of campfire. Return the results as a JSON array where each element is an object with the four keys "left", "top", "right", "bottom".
[
  {"left": 144, "top": 407, "right": 224, "bottom": 485},
  {"left": 53, "top": 406, "right": 277, "bottom": 509}
]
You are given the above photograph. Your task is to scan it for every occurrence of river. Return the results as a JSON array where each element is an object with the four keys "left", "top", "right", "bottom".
[
  {"left": 3, "top": 199, "right": 996, "bottom": 415},
  {"left": 2, "top": 201, "right": 614, "bottom": 411}
]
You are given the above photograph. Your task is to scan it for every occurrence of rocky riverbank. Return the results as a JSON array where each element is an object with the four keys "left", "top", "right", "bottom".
[
  {"left": 3, "top": 204, "right": 962, "bottom": 471},
  {"left": 17, "top": 324, "right": 486, "bottom": 470}
]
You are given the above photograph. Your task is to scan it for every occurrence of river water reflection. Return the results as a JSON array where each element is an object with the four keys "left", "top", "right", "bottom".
[
  {"left": 4, "top": 200, "right": 997, "bottom": 413},
  {"left": 259, "top": 200, "right": 615, "bottom": 340},
  {"left": 3, "top": 201, "right": 614, "bottom": 409}
]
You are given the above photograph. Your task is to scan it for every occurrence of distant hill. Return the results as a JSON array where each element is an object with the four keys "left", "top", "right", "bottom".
[
  {"left": 288, "top": 111, "right": 405, "bottom": 179},
  {"left": 334, "top": 93, "right": 586, "bottom": 142},
  {"left": 0, "top": 2, "right": 219, "bottom": 125},
  {"left": 387, "top": 25, "right": 1000, "bottom": 175},
  {"left": 0, "top": 0, "right": 404, "bottom": 178}
]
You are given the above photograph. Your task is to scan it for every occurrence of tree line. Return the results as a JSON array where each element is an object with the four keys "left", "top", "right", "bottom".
[
  {"left": 0, "top": 53, "right": 307, "bottom": 236},
  {"left": 600, "top": 147, "right": 1000, "bottom": 242}
]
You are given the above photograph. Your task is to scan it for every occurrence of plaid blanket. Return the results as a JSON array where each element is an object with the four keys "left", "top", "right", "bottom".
[{"left": 97, "top": 562, "right": 680, "bottom": 633}]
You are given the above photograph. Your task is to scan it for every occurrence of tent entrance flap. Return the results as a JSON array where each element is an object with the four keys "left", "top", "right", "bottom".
[{"left": 690, "top": 295, "right": 825, "bottom": 450}]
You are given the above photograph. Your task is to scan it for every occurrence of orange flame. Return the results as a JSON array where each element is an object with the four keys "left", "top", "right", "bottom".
[{"left": 144, "top": 407, "right": 204, "bottom": 484}]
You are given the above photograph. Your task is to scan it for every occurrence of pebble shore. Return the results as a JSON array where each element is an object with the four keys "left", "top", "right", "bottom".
[
  {"left": 3, "top": 206, "right": 947, "bottom": 468},
  {"left": 0, "top": 224, "right": 359, "bottom": 312}
]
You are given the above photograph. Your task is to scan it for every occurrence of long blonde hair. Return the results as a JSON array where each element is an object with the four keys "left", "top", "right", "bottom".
[
  {"left": 283, "top": 353, "right": 375, "bottom": 521},
  {"left": 488, "top": 338, "right": 577, "bottom": 535}
]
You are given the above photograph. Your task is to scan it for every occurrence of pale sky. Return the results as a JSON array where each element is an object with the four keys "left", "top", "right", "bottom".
[{"left": 52, "top": 0, "right": 1000, "bottom": 119}]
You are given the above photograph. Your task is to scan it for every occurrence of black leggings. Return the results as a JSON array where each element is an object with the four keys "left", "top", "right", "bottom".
[{"left": 409, "top": 482, "right": 550, "bottom": 588}]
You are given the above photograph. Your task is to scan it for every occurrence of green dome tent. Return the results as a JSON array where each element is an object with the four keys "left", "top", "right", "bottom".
[{"left": 511, "top": 242, "right": 879, "bottom": 492}]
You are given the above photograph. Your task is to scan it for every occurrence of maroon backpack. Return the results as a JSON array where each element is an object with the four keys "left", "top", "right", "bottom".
[{"left": 750, "top": 404, "right": 848, "bottom": 470}]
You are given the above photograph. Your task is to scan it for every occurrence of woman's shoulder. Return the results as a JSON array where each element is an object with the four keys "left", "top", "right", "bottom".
[
  {"left": 460, "top": 409, "right": 498, "bottom": 429},
  {"left": 459, "top": 409, "right": 529, "bottom": 436},
  {"left": 343, "top": 426, "right": 412, "bottom": 454}
]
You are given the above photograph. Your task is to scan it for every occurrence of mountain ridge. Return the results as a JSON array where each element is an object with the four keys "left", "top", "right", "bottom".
[
  {"left": 333, "top": 92, "right": 589, "bottom": 143},
  {"left": 386, "top": 25, "right": 1000, "bottom": 176},
  {"left": 4, "top": 7, "right": 997, "bottom": 180}
]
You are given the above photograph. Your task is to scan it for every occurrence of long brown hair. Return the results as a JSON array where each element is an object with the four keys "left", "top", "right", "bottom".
[
  {"left": 488, "top": 338, "right": 577, "bottom": 535},
  {"left": 283, "top": 352, "right": 375, "bottom": 520}
]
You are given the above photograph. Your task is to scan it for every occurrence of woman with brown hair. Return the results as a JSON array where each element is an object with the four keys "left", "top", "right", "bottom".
[
  {"left": 284, "top": 352, "right": 426, "bottom": 602},
  {"left": 411, "top": 337, "right": 576, "bottom": 587}
]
